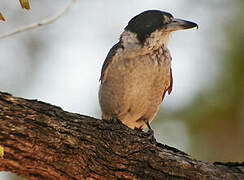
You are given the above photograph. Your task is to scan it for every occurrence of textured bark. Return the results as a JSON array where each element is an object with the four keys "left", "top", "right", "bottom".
[{"left": 0, "top": 91, "right": 243, "bottom": 180}]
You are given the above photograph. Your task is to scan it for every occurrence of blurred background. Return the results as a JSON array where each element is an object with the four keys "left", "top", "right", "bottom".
[{"left": 0, "top": 0, "right": 243, "bottom": 179}]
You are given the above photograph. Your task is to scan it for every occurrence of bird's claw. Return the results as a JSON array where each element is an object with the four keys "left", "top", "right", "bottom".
[
  {"left": 145, "top": 128, "right": 154, "bottom": 136},
  {"left": 144, "top": 122, "right": 157, "bottom": 143},
  {"left": 112, "top": 116, "right": 122, "bottom": 124},
  {"left": 143, "top": 129, "right": 156, "bottom": 143}
]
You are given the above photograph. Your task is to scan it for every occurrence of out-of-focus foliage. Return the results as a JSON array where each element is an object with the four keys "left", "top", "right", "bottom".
[
  {"left": 0, "top": 13, "right": 6, "bottom": 21},
  {"left": 157, "top": 0, "right": 244, "bottom": 162},
  {"left": 19, "top": 0, "right": 31, "bottom": 10},
  {"left": 0, "top": 0, "right": 30, "bottom": 22}
]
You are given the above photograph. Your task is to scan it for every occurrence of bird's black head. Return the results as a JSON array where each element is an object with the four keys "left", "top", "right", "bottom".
[
  {"left": 125, "top": 10, "right": 173, "bottom": 43},
  {"left": 125, "top": 10, "right": 198, "bottom": 44}
]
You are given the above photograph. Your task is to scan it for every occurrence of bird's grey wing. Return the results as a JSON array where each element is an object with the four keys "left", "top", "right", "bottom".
[
  {"left": 100, "top": 42, "right": 123, "bottom": 82},
  {"left": 162, "top": 67, "right": 173, "bottom": 101}
]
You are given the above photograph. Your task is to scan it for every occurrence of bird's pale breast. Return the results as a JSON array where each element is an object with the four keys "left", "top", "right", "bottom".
[{"left": 99, "top": 47, "right": 172, "bottom": 129}]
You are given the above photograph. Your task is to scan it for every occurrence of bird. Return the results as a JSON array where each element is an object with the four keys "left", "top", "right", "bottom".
[{"left": 98, "top": 10, "right": 197, "bottom": 133}]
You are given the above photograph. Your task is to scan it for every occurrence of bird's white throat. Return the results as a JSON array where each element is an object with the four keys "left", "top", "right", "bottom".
[{"left": 120, "top": 30, "right": 170, "bottom": 51}]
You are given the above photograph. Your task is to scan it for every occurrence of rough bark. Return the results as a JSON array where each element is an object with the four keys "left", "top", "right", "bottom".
[{"left": 0, "top": 91, "right": 243, "bottom": 180}]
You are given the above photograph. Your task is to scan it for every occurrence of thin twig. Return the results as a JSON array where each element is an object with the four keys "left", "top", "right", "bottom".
[{"left": 0, "top": 0, "right": 77, "bottom": 39}]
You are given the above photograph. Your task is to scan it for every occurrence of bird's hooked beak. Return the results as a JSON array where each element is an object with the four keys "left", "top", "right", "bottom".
[{"left": 166, "top": 18, "right": 198, "bottom": 31}]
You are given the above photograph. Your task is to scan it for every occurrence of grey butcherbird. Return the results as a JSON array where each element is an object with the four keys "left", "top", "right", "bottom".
[{"left": 99, "top": 10, "right": 198, "bottom": 135}]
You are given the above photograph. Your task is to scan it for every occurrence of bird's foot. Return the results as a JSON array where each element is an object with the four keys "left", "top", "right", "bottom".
[
  {"left": 144, "top": 121, "right": 156, "bottom": 143},
  {"left": 144, "top": 128, "right": 154, "bottom": 137},
  {"left": 134, "top": 127, "right": 143, "bottom": 131},
  {"left": 144, "top": 129, "right": 156, "bottom": 143},
  {"left": 111, "top": 116, "right": 122, "bottom": 124}
]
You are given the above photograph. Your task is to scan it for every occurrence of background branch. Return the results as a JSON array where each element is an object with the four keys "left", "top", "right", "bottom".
[{"left": 0, "top": 0, "right": 77, "bottom": 39}]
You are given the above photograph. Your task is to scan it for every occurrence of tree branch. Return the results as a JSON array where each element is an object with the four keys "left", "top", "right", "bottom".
[
  {"left": 0, "top": 91, "right": 243, "bottom": 180},
  {"left": 0, "top": 0, "right": 77, "bottom": 39}
]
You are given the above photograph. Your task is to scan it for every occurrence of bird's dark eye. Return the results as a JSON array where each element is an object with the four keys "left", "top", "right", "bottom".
[{"left": 163, "top": 15, "right": 171, "bottom": 24}]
